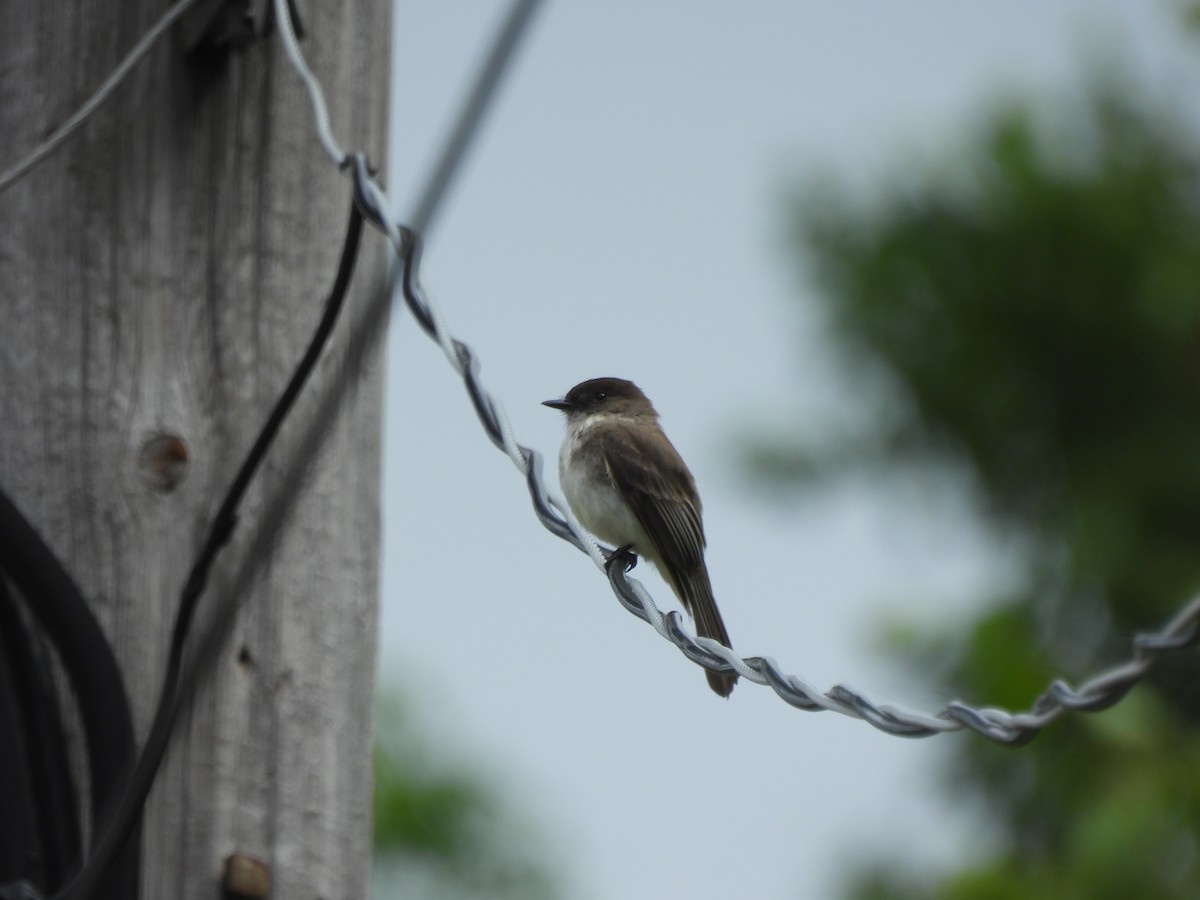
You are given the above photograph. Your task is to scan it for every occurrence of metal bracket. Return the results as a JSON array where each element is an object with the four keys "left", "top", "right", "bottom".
[{"left": 180, "top": 0, "right": 306, "bottom": 52}]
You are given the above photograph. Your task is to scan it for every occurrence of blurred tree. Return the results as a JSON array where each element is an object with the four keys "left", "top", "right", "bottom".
[
  {"left": 759, "top": 59, "right": 1200, "bottom": 900},
  {"left": 370, "top": 691, "right": 561, "bottom": 900}
]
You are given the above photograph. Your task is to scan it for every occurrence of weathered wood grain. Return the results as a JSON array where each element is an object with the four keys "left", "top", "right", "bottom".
[{"left": 0, "top": 1, "right": 390, "bottom": 896}]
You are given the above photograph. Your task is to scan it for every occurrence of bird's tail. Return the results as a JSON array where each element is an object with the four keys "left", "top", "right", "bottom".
[{"left": 677, "top": 566, "right": 738, "bottom": 698}]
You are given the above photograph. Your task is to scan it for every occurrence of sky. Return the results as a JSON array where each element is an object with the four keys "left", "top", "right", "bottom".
[{"left": 379, "top": 3, "right": 1200, "bottom": 898}]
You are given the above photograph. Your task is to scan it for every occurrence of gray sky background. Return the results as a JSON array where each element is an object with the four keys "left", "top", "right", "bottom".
[{"left": 380, "top": 3, "right": 1200, "bottom": 898}]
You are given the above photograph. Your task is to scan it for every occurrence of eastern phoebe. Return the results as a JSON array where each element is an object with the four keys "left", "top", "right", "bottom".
[{"left": 544, "top": 377, "right": 738, "bottom": 697}]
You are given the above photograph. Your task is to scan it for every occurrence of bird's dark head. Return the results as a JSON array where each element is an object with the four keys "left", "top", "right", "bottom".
[{"left": 543, "top": 377, "right": 655, "bottom": 420}]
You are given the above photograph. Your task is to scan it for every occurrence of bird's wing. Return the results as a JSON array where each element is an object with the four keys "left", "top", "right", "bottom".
[{"left": 597, "top": 425, "right": 706, "bottom": 574}]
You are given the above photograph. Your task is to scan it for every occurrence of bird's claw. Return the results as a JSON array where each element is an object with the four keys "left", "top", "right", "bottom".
[{"left": 605, "top": 544, "right": 638, "bottom": 573}]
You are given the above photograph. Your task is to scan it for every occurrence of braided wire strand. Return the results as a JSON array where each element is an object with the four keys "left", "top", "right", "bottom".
[
  {"left": 0, "top": 0, "right": 206, "bottom": 194},
  {"left": 271, "top": 0, "right": 1200, "bottom": 745}
]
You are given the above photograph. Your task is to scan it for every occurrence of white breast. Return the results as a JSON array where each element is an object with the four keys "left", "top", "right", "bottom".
[{"left": 558, "top": 419, "right": 650, "bottom": 552}]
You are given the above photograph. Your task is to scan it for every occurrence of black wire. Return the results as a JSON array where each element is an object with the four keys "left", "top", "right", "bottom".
[
  {"left": 55, "top": 184, "right": 366, "bottom": 900},
  {"left": 42, "top": 0, "right": 543, "bottom": 877},
  {"left": 0, "top": 581, "right": 82, "bottom": 893},
  {"left": 1, "top": 0, "right": 543, "bottom": 892},
  {"left": 0, "top": 580, "right": 64, "bottom": 894},
  {"left": 0, "top": 493, "right": 138, "bottom": 833},
  {"left": 0, "top": 489, "right": 140, "bottom": 899}
]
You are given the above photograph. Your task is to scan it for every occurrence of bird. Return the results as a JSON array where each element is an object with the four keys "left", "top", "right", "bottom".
[{"left": 543, "top": 377, "right": 738, "bottom": 697}]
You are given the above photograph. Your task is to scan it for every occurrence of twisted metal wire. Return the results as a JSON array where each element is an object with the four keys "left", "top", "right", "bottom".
[
  {"left": 0, "top": 0, "right": 1190, "bottom": 753},
  {"left": 271, "top": 0, "right": 345, "bottom": 166},
  {"left": 0, "top": 0, "right": 205, "bottom": 194},
  {"left": 382, "top": 211, "right": 1200, "bottom": 745},
  {"left": 275, "top": 0, "right": 1200, "bottom": 745}
]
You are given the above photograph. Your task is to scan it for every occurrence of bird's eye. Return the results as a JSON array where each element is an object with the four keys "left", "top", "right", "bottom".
[{"left": 593, "top": 390, "right": 606, "bottom": 402}]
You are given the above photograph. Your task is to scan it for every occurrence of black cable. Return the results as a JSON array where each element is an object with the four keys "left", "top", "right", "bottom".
[
  {"left": 0, "top": 491, "right": 139, "bottom": 899},
  {"left": 55, "top": 181, "right": 367, "bottom": 900},
  {"left": 0, "top": 580, "right": 56, "bottom": 891},
  {"left": 1, "top": 0, "right": 540, "bottom": 891},
  {"left": 0, "top": 579, "right": 81, "bottom": 893}
]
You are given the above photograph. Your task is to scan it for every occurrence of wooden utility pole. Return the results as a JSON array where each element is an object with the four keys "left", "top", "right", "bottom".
[{"left": 0, "top": 1, "right": 390, "bottom": 896}]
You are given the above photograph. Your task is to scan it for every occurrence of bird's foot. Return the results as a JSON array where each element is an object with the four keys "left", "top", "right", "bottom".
[{"left": 605, "top": 544, "right": 638, "bottom": 573}]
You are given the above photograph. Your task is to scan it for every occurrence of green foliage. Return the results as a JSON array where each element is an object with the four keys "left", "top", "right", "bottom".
[
  {"left": 371, "top": 692, "right": 561, "bottom": 900},
  {"left": 372, "top": 731, "right": 486, "bottom": 859},
  {"left": 771, "top": 75, "right": 1200, "bottom": 897},
  {"left": 799, "top": 88, "right": 1200, "bottom": 628}
]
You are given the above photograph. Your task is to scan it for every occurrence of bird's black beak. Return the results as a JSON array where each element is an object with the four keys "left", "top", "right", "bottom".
[{"left": 542, "top": 398, "right": 575, "bottom": 411}]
